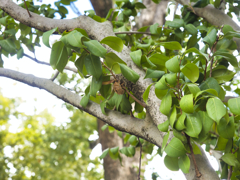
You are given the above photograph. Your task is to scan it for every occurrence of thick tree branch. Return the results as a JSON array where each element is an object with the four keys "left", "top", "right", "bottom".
[
  {"left": 0, "top": 0, "right": 165, "bottom": 127},
  {"left": 175, "top": 0, "right": 240, "bottom": 50},
  {"left": 0, "top": 68, "right": 163, "bottom": 147}
]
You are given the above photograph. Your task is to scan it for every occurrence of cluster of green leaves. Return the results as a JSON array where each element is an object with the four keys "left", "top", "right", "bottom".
[
  {"left": 43, "top": 0, "right": 240, "bottom": 177},
  {"left": 0, "top": 94, "right": 102, "bottom": 180},
  {"left": 0, "top": 0, "right": 78, "bottom": 67},
  {"left": 42, "top": 0, "right": 154, "bottom": 160}
]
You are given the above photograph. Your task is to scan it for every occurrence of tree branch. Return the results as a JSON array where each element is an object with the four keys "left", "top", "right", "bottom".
[
  {"left": 0, "top": 67, "right": 163, "bottom": 147},
  {"left": 0, "top": 0, "right": 168, "bottom": 127},
  {"left": 23, "top": 53, "right": 78, "bottom": 73},
  {"left": 175, "top": 0, "right": 240, "bottom": 50}
]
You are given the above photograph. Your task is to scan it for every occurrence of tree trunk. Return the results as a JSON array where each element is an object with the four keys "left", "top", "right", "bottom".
[
  {"left": 90, "top": 1, "right": 142, "bottom": 179},
  {"left": 98, "top": 120, "right": 141, "bottom": 180}
]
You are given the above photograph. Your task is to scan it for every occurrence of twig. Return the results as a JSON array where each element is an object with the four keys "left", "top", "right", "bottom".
[
  {"left": 232, "top": 147, "right": 239, "bottom": 154},
  {"left": 23, "top": 53, "right": 78, "bottom": 73},
  {"left": 122, "top": 87, "right": 147, "bottom": 108},
  {"left": 23, "top": 0, "right": 32, "bottom": 17},
  {"left": 137, "top": 137, "right": 142, "bottom": 180},
  {"left": 186, "top": 134, "right": 202, "bottom": 178},
  {"left": 227, "top": 166, "right": 232, "bottom": 180},
  {"left": 101, "top": 61, "right": 117, "bottom": 79},
  {"left": 209, "top": 25, "right": 224, "bottom": 78},
  {"left": 115, "top": 31, "right": 153, "bottom": 35},
  {"left": 50, "top": 71, "right": 59, "bottom": 81}
]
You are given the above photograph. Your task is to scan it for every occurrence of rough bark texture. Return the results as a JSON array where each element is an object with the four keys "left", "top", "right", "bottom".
[
  {"left": 139, "top": 0, "right": 169, "bottom": 27},
  {"left": 90, "top": 2, "right": 142, "bottom": 179},
  {"left": 90, "top": 0, "right": 112, "bottom": 18},
  {"left": 1, "top": 0, "right": 237, "bottom": 179}
]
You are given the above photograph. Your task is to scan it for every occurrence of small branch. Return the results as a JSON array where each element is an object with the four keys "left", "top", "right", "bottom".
[
  {"left": 232, "top": 147, "right": 239, "bottom": 154},
  {"left": 114, "top": 31, "right": 153, "bottom": 35},
  {"left": 123, "top": 87, "right": 147, "bottom": 108},
  {"left": 209, "top": 25, "right": 224, "bottom": 78},
  {"left": 186, "top": 134, "right": 202, "bottom": 178},
  {"left": 101, "top": 61, "right": 117, "bottom": 79},
  {"left": 227, "top": 166, "right": 232, "bottom": 180},
  {"left": 137, "top": 137, "right": 142, "bottom": 180},
  {"left": 23, "top": 53, "right": 78, "bottom": 73},
  {"left": 23, "top": 0, "right": 32, "bottom": 17},
  {"left": 50, "top": 71, "right": 59, "bottom": 81}
]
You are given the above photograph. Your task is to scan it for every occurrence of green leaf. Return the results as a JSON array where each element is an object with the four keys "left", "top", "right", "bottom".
[
  {"left": 120, "top": 147, "right": 135, "bottom": 157},
  {"left": 60, "top": 30, "right": 89, "bottom": 49},
  {"left": 203, "top": 28, "right": 217, "bottom": 47},
  {"left": 213, "top": 50, "right": 238, "bottom": 67},
  {"left": 141, "top": 55, "right": 157, "bottom": 69},
  {"left": 155, "top": 76, "right": 169, "bottom": 90},
  {"left": 186, "top": 83, "right": 200, "bottom": 97},
  {"left": 165, "top": 73, "right": 177, "bottom": 86},
  {"left": 80, "top": 94, "right": 90, "bottom": 108},
  {"left": 178, "top": 155, "right": 190, "bottom": 174},
  {"left": 0, "top": 39, "right": 16, "bottom": 53},
  {"left": 159, "top": 91, "right": 172, "bottom": 115},
  {"left": 90, "top": 76, "right": 103, "bottom": 97},
  {"left": 185, "top": 113, "right": 202, "bottom": 138},
  {"left": 119, "top": 94, "right": 132, "bottom": 114},
  {"left": 150, "top": 23, "right": 159, "bottom": 35},
  {"left": 134, "top": 2, "right": 146, "bottom": 9},
  {"left": 165, "top": 137, "right": 186, "bottom": 157},
  {"left": 184, "top": 24, "right": 198, "bottom": 35},
  {"left": 143, "top": 83, "right": 154, "bottom": 104},
  {"left": 135, "top": 101, "right": 143, "bottom": 113},
  {"left": 170, "top": 105, "right": 177, "bottom": 127},
  {"left": 100, "top": 99, "right": 107, "bottom": 115},
  {"left": 84, "top": 40, "right": 107, "bottom": 58},
  {"left": 222, "top": 153, "right": 238, "bottom": 166},
  {"left": 128, "top": 135, "right": 138, "bottom": 146},
  {"left": 119, "top": 63, "right": 140, "bottom": 83},
  {"left": 180, "top": 94, "right": 194, "bottom": 114},
  {"left": 155, "top": 89, "right": 168, "bottom": 100},
  {"left": 181, "top": 63, "right": 199, "bottom": 83},
  {"left": 85, "top": 54, "right": 102, "bottom": 79},
  {"left": 149, "top": 53, "right": 169, "bottom": 70},
  {"left": 158, "top": 41, "right": 182, "bottom": 50},
  {"left": 161, "top": 131, "right": 170, "bottom": 154},
  {"left": 175, "top": 112, "right": 186, "bottom": 131},
  {"left": 144, "top": 69, "right": 165, "bottom": 79},
  {"left": 184, "top": 47, "right": 209, "bottom": 61},
  {"left": 228, "top": 97, "right": 240, "bottom": 115},
  {"left": 75, "top": 52, "right": 88, "bottom": 77},
  {"left": 104, "top": 52, "right": 126, "bottom": 74},
  {"left": 206, "top": 97, "right": 226, "bottom": 124},
  {"left": 212, "top": 69, "right": 236, "bottom": 84},
  {"left": 50, "top": 41, "right": 68, "bottom": 72},
  {"left": 158, "top": 120, "right": 170, "bottom": 132},
  {"left": 199, "top": 77, "right": 220, "bottom": 95},
  {"left": 100, "top": 148, "right": 109, "bottom": 159},
  {"left": 130, "top": 49, "right": 142, "bottom": 67},
  {"left": 164, "top": 155, "right": 179, "bottom": 171},
  {"left": 110, "top": 147, "right": 119, "bottom": 154},
  {"left": 165, "top": 19, "right": 184, "bottom": 28},
  {"left": 100, "top": 36, "right": 123, "bottom": 52},
  {"left": 165, "top": 56, "right": 180, "bottom": 73},
  {"left": 198, "top": 111, "right": 213, "bottom": 135},
  {"left": 17, "top": 48, "right": 24, "bottom": 59},
  {"left": 42, "top": 27, "right": 58, "bottom": 48},
  {"left": 217, "top": 117, "right": 235, "bottom": 139},
  {"left": 0, "top": 16, "right": 8, "bottom": 25}
]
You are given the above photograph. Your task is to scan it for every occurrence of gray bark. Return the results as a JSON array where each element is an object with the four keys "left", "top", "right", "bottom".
[{"left": 0, "top": 0, "right": 231, "bottom": 179}]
